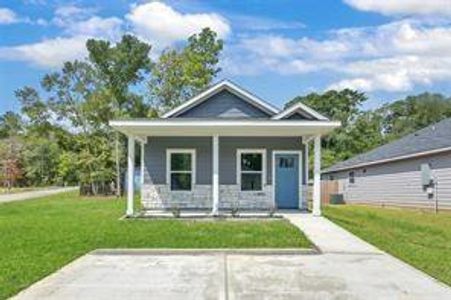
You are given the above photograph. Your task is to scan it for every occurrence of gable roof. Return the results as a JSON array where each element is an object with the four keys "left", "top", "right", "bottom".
[
  {"left": 323, "top": 118, "right": 451, "bottom": 173},
  {"left": 162, "top": 80, "right": 280, "bottom": 118},
  {"left": 272, "top": 102, "right": 329, "bottom": 121}
]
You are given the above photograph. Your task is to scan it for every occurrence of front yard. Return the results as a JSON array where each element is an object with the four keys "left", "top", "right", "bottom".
[
  {"left": 324, "top": 205, "right": 451, "bottom": 286},
  {"left": 0, "top": 192, "right": 310, "bottom": 299}
]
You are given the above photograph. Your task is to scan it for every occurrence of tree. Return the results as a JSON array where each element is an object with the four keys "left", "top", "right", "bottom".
[
  {"left": 377, "top": 92, "right": 451, "bottom": 141},
  {"left": 57, "top": 151, "right": 79, "bottom": 186},
  {"left": 15, "top": 87, "right": 54, "bottom": 137},
  {"left": 22, "top": 138, "right": 59, "bottom": 186},
  {"left": 150, "top": 27, "right": 223, "bottom": 111},
  {"left": 39, "top": 60, "right": 113, "bottom": 194},
  {"left": 42, "top": 60, "right": 105, "bottom": 133},
  {"left": 286, "top": 89, "right": 367, "bottom": 128},
  {"left": 0, "top": 111, "right": 22, "bottom": 138},
  {"left": 76, "top": 133, "right": 115, "bottom": 195},
  {"left": 0, "top": 137, "right": 23, "bottom": 191},
  {"left": 286, "top": 89, "right": 369, "bottom": 167},
  {"left": 8, "top": 30, "right": 225, "bottom": 194},
  {"left": 86, "top": 34, "right": 152, "bottom": 196}
]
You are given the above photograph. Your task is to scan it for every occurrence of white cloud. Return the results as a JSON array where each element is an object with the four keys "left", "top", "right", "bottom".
[
  {"left": 0, "top": 14, "right": 124, "bottom": 68},
  {"left": 224, "top": 19, "right": 451, "bottom": 92},
  {"left": 344, "top": 0, "right": 451, "bottom": 16},
  {"left": 230, "top": 15, "right": 304, "bottom": 31},
  {"left": 52, "top": 4, "right": 98, "bottom": 28},
  {"left": 0, "top": 8, "right": 19, "bottom": 24},
  {"left": 0, "top": 7, "right": 48, "bottom": 25},
  {"left": 126, "top": 1, "right": 230, "bottom": 47},
  {"left": 64, "top": 16, "right": 123, "bottom": 38},
  {"left": 0, "top": 3, "right": 124, "bottom": 68},
  {"left": 0, "top": 36, "right": 89, "bottom": 68},
  {"left": 0, "top": 2, "right": 232, "bottom": 68}
]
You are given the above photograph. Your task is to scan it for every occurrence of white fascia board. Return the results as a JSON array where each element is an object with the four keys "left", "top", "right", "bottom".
[
  {"left": 161, "top": 80, "right": 280, "bottom": 118},
  {"left": 110, "top": 119, "right": 340, "bottom": 127},
  {"left": 323, "top": 146, "right": 451, "bottom": 174},
  {"left": 273, "top": 102, "right": 329, "bottom": 121},
  {"left": 109, "top": 119, "right": 341, "bottom": 137}
]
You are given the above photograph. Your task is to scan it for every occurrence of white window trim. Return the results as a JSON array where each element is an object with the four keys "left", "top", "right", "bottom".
[
  {"left": 166, "top": 149, "right": 196, "bottom": 191},
  {"left": 236, "top": 149, "right": 266, "bottom": 192}
]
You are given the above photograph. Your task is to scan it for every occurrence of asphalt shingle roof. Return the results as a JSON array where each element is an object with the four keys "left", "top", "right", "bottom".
[{"left": 323, "top": 118, "right": 451, "bottom": 173}]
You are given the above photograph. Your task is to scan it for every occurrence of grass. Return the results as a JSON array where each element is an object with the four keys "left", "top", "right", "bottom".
[
  {"left": 324, "top": 204, "right": 451, "bottom": 286},
  {"left": 0, "top": 191, "right": 310, "bottom": 299}
]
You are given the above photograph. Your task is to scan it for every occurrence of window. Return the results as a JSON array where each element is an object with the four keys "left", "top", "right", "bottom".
[
  {"left": 349, "top": 171, "right": 355, "bottom": 184},
  {"left": 237, "top": 149, "right": 266, "bottom": 191},
  {"left": 166, "top": 149, "right": 195, "bottom": 191},
  {"left": 279, "top": 157, "right": 294, "bottom": 168}
]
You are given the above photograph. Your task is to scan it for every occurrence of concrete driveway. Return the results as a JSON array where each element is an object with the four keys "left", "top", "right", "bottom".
[
  {"left": 0, "top": 187, "right": 78, "bottom": 204},
  {"left": 12, "top": 214, "right": 451, "bottom": 300}
]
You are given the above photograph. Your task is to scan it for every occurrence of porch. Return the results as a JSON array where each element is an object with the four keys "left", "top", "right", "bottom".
[{"left": 110, "top": 119, "right": 340, "bottom": 217}]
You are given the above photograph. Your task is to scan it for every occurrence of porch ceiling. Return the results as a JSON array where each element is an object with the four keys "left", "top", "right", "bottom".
[{"left": 110, "top": 119, "right": 341, "bottom": 137}]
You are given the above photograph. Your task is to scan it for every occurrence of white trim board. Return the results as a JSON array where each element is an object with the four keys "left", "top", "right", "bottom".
[
  {"left": 109, "top": 119, "right": 341, "bottom": 137},
  {"left": 236, "top": 149, "right": 267, "bottom": 192},
  {"left": 272, "top": 150, "right": 303, "bottom": 209},
  {"left": 166, "top": 148, "right": 196, "bottom": 191},
  {"left": 161, "top": 80, "right": 280, "bottom": 118},
  {"left": 273, "top": 102, "right": 329, "bottom": 121}
]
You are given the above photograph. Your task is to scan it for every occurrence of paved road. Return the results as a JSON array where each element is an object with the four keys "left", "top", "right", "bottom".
[
  {"left": 0, "top": 187, "right": 78, "bottom": 204},
  {"left": 12, "top": 214, "right": 451, "bottom": 300}
]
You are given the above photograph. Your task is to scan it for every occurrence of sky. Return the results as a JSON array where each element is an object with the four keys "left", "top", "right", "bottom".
[{"left": 2, "top": 0, "right": 451, "bottom": 114}]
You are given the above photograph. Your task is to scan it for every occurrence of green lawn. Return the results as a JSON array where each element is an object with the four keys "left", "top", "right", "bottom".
[
  {"left": 0, "top": 192, "right": 309, "bottom": 299},
  {"left": 324, "top": 205, "right": 451, "bottom": 286}
]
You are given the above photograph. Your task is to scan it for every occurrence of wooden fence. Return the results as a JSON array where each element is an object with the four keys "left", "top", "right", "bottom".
[{"left": 321, "top": 180, "right": 339, "bottom": 204}]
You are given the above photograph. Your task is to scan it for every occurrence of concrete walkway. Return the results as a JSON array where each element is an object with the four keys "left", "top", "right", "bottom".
[
  {"left": 12, "top": 213, "right": 451, "bottom": 300},
  {"left": 0, "top": 187, "right": 78, "bottom": 204},
  {"left": 282, "top": 213, "right": 382, "bottom": 254}
]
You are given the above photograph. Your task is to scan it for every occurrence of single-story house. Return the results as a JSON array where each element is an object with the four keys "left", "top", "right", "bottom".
[
  {"left": 110, "top": 80, "right": 340, "bottom": 216},
  {"left": 322, "top": 118, "right": 451, "bottom": 210}
]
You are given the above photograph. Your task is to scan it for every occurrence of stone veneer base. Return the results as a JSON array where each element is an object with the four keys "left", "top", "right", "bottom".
[{"left": 141, "top": 184, "right": 274, "bottom": 210}]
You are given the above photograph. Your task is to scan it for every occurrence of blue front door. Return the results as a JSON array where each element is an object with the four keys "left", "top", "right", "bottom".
[{"left": 275, "top": 153, "right": 299, "bottom": 209}]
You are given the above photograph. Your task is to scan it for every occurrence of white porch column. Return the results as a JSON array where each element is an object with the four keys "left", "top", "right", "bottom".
[
  {"left": 312, "top": 135, "right": 321, "bottom": 216},
  {"left": 305, "top": 141, "right": 309, "bottom": 184},
  {"left": 304, "top": 139, "right": 309, "bottom": 210},
  {"left": 212, "top": 135, "right": 219, "bottom": 215},
  {"left": 140, "top": 141, "right": 145, "bottom": 186},
  {"left": 127, "top": 136, "right": 135, "bottom": 217}
]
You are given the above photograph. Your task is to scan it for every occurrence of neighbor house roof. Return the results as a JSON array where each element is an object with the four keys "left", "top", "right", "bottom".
[{"left": 323, "top": 118, "right": 451, "bottom": 173}]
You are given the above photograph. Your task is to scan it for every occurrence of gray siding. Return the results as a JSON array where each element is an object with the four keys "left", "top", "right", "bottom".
[
  {"left": 219, "top": 137, "right": 304, "bottom": 185},
  {"left": 325, "top": 151, "right": 451, "bottom": 209},
  {"left": 285, "top": 112, "right": 314, "bottom": 120},
  {"left": 174, "top": 90, "right": 271, "bottom": 118},
  {"left": 144, "top": 136, "right": 306, "bottom": 186},
  {"left": 145, "top": 137, "right": 212, "bottom": 185}
]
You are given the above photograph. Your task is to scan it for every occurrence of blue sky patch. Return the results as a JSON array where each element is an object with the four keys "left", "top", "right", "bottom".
[{"left": 1, "top": 0, "right": 451, "bottom": 113}]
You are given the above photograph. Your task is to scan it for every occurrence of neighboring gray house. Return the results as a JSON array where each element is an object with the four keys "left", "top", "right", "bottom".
[
  {"left": 322, "top": 118, "right": 451, "bottom": 210},
  {"left": 111, "top": 80, "right": 340, "bottom": 216}
]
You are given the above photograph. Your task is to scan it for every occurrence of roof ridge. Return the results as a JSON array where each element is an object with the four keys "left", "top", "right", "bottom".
[{"left": 323, "top": 117, "right": 451, "bottom": 173}]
